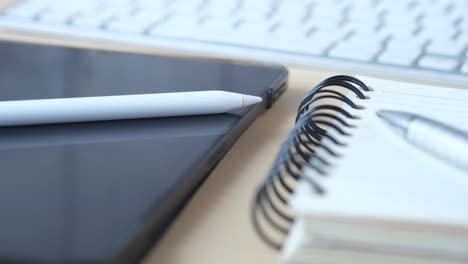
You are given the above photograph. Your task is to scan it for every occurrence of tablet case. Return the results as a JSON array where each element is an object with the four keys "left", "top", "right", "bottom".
[{"left": 0, "top": 41, "right": 288, "bottom": 263}]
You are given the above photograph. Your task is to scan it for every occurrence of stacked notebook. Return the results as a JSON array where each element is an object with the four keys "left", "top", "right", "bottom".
[{"left": 252, "top": 76, "right": 468, "bottom": 264}]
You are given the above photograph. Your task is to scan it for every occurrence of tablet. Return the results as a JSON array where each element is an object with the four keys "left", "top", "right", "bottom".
[{"left": 0, "top": 41, "right": 287, "bottom": 263}]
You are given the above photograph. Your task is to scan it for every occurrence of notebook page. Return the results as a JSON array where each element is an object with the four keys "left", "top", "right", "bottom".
[{"left": 291, "top": 76, "right": 468, "bottom": 227}]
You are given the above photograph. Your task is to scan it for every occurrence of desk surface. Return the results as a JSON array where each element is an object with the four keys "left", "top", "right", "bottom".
[
  {"left": 145, "top": 68, "right": 335, "bottom": 264},
  {"left": 0, "top": 1, "right": 335, "bottom": 263}
]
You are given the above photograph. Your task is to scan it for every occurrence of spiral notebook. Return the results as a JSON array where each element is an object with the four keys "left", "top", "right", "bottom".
[{"left": 251, "top": 76, "right": 468, "bottom": 263}]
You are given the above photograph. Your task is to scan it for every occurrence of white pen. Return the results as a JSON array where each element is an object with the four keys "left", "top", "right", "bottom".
[
  {"left": 0, "top": 91, "right": 263, "bottom": 126},
  {"left": 377, "top": 110, "right": 468, "bottom": 172}
]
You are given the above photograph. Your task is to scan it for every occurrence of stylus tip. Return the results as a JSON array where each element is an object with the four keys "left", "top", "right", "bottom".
[{"left": 243, "top": 95, "right": 263, "bottom": 107}]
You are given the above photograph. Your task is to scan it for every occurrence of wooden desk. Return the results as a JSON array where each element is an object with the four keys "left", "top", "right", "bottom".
[{"left": 0, "top": 2, "right": 336, "bottom": 263}]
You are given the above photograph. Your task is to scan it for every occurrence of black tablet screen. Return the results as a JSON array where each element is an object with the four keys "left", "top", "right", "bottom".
[{"left": 0, "top": 41, "right": 287, "bottom": 263}]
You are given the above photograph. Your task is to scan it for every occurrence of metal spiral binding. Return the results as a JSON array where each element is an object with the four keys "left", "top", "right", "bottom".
[{"left": 251, "top": 75, "right": 372, "bottom": 250}]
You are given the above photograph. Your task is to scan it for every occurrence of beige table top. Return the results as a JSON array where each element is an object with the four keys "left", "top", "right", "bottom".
[{"left": 0, "top": 1, "right": 338, "bottom": 263}]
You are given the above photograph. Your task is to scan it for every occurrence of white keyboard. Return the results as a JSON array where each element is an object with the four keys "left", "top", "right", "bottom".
[{"left": 1, "top": 0, "right": 468, "bottom": 87}]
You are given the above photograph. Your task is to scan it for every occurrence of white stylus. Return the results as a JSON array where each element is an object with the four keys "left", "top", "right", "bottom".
[{"left": 0, "top": 91, "right": 263, "bottom": 126}]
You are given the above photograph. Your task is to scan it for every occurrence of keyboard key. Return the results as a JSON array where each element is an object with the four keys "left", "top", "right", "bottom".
[
  {"left": 378, "top": 45, "right": 421, "bottom": 66},
  {"left": 71, "top": 12, "right": 115, "bottom": 29},
  {"left": 347, "top": 33, "right": 387, "bottom": 47},
  {"left": 418, "top": 4, "right": 450, "bottom": 18},
  {"left": 5, "top": 1, "right": 46, "bottom": 19},
  {"left": 426, "top": 39, "right": 467, "bottom": 57},
  {"left": 460, "top": 20, "right": 468, "bottom": 32},
  {"left": 418, "top": 55, "right": 459, "bottom": 71},
  {"left": 347, "top": 8, "right": 380, "bottom": 24},
  {"left": 421, "top": 18, "right": 459, "bottom": 33},
  {"left": 311, "top": 5, "right": 343, "bottom": 20},
  {"left": 194, "top": 23, "right": 241, "bottom": 43},
  {"left": 418, "top": 27, "right": 458, "bottom": 42},
  {"left": 462, "top": 61, "right": 468, "bottom": 74},
  {"left": 38, "top": 10, "right": 77, "bottom": 24},
  {"left": 342, "top": 22, "right": 377, "bottom": 35},
  {"left": 329, "top": 40, "right": 381, "bottom": 62},
  {"left": 383, "top": 10, "right": 419, "bottom": 26},
  {"left": 307, "top": 19, "right": 340, "bottom": 31},
  {"left": 44, "top": 2, "right": 88, "bottom": 14},
  {"left": 257, "top": 31, "right": 334, "bottom": 56},
  {"left": 387, "top": 37, "right": 429, "bottom": 50},
  {"left": 106, "top": 14, "right": 162, "bottom": 33},
  {"left": 312, "top": 27, "right": 348, "bottom": 42},
  {"left": 150, "top": 14, "right": 220, "bottom": 41},
  {"left": 273, "top": 4, "right": 308, "bottom": 20},
  {"left": 296, "top": 36, "right": 337, "bottom": 55},
  {"left": 267, "top": 35, "right": 331, "bottom": 55},
  {"left": 378, "top": 24, "right": 419, "bottom": 39}
]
